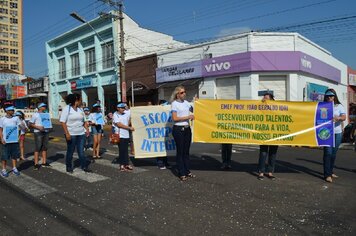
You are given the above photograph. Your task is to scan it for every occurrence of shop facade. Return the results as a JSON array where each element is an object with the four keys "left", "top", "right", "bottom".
[
  {"left": 348, "top": 67, "right": 356, "bottom": 122},
  {"left": 156, "top": 32, "right": 348, "bottom": 122}
]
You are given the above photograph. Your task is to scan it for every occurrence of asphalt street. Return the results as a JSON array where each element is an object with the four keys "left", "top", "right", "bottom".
[{"left": 0, "top": 124, "right": 355, "bottom": 235}]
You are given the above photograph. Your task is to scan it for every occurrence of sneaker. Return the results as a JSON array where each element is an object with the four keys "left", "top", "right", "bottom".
[
  {"left": 34, "top": 164, "right": 41, "bottom": 171},
  {"left": 83, "top": 168, "right": 92, "bottom": 173},
  {"left": 159, "top": 166, "right": 167, "bottom": 170},
  {"left": 1, "top": 169, "right": 8, "bottom": 178},
  {"left": 41, "top": 163, "right": 52, "bottom": 167},
  {"left": 325, "top": 176, "right": 333, "bottom": 183},
  {"left": 331, "top": 174, "right": 338, "bottom": 178},
  {"left": 12, "top": 168, "right": 20, "bottom": 176}
]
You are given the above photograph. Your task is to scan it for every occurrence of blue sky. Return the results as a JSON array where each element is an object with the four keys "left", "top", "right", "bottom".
[{"left": 24, "top": 0, "right": 356, "bottom": 77}]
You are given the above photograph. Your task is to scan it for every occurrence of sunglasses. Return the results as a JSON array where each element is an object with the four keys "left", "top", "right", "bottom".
[{"left": 179, "top": 91, "right": 186, "bottom": 95}]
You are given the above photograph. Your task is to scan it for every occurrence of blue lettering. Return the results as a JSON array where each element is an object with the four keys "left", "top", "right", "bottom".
[
  {"left": 148, "top": 113, "right": 155, "bottom": 125},
  {"left": 141, "top": 115, "right": 149, "bottom": 126}
]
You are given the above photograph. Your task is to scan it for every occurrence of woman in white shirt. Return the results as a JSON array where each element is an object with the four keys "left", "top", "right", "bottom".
[
  {"left": 60, "top": 93, "right": 91, "bottom": 173},
  {"left": 170, "top": 86, "right": 195, "bottom": 181},
  {"left": 323, "top": 89, "right": 346, "bottom": 183}
]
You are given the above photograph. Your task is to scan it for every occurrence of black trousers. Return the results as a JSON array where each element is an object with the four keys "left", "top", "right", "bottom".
[
  {"left": 172, "top": 125, "right": 191, "bottom": 176},
  {"left": 118, "top": 138, "right": 129, "bottom": 165}
]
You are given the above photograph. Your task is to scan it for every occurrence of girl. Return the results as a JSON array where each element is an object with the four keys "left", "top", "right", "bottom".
[
  {"left": 89, "top": 104, "right": 105, "bottom": 159},
  {"left": 15, "top": 111, "right": 28, "bottom": 161}
]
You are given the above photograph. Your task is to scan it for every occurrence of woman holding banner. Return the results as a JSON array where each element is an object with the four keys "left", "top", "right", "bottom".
[
  {"left": 29, "top": 103, "right": 51, "bottom": 170},
  {"left": 89, "top": 104, "right": 105, "bottom": 159},
  {"left": 257, "top": 92, "right": 279, "bottom": 180},
  {"left": 113, "top": 102, "right": 135, "bottom": 171},
  {"left": 323, "top": 89, "right": 346, "bottom": 183},
  {"left": 171, "top": 86, "right": 195, "bottom": 181}
]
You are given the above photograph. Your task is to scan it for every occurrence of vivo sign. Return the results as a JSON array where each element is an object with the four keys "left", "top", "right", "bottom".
[{"left": 204, "top": 60, "right": 231, "bottom": 72}]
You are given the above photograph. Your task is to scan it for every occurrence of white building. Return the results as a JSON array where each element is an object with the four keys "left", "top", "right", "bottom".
[{"left": 156, "top": 32, "right": 348, "bottom": 118}]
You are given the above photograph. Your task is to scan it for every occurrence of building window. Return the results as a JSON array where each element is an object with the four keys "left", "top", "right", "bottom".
[
  {"left": 85, "top": 48, "right": 96, "bottom": 73},
  {"left": 0, "top": 8, "right": 8, "bottom": 14},
  {"left": 10, "top": 48, "right": 17, "bottom": 54},
  {"left": 10, "top": 40, "right": 17, "bottom": 46},
  {"left": 0, "top": 39, "right": 8, "bottom": 45},
  {"left": 71, "top": 53, "right": 80, "bottom": 76},
  {"left": 102, "top": 42, "right": 114, "bottom": 69},
  {"left": 0, "top": 32, "right": 8, "bottom": 37},
  {"left": 9, "top": 10, "right": 17, "bottom": 16},
  {"left": 9, "top": 2, "right": 17, "bottom": 8},
  {"left": 10, "top": 18, "right": 17, "bottom": 24},
  {"left": 0, "top": 55, "right": 9, "bottom": 61},
  {"left": 0, "top": 48, "right": 8, "bottom": 53},
  {"left": 9, "top": 25, "right": 17, "bottom": 32},
  {"left": 0, "top": 24, "right": 8, "bottom": 31},
  {"left": 59, "top": 58, "right": 66, "bottom": 79},
  {"left": 0, "top": 1, "right": 9, "bottom": 7},
  {"left": 9, "top": 33, "right": 17, "bottom": 39},
  {"left": 0, "top": 64, "right": 9, "bottom": 69},
  {"left": 10, "top": 56, "right": 17, "bottom": 62},
  {"left": 10, "top": 64, "right": 18, "bottom": 70},
  {"left": 0, "top": 16, "right": 9, "bottom": 23}
]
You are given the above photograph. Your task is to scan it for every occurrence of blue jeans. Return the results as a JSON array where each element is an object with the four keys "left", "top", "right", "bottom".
[
  {"left": 66, "top": 134, "right": 87, "bottom": 170},
  {"left": 258, "top": 145, "right": 278, "bottom": 173},
  {"left": 323, "top": 133, "right": 342, "bottom": 178},
  {"left": 172, "top": 125, "right": 192, "bottom": 177}
]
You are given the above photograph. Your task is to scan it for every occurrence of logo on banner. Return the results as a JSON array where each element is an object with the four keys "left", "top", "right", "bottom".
[{"left": 71, "top": 81, "right": 77, "bottom": 90}]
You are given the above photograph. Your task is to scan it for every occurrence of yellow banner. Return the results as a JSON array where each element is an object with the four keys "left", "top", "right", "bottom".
[
  {"left": 131, "top": 106, "right": 176, "bottom": 158},
  {"left": 193, "top": 99, "right": 334, "bottom": 146}
]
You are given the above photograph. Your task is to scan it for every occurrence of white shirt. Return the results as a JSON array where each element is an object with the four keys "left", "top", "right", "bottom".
[
  {"left": 113, "top": 111, "right": 130, "bottom": 138},
  {"left": 59, "top": 106, "right": 85, "bottom": 136},
  {"left": 171, "top": 100, "right": 192, "bottom": 126},
  {"left": 30, "top": 112, "right": 49, "bottom": 133},
  {"left": 334, "top": 103, "right": 346, "bottom": 134},
  {"left": 0, "top": 116, "right": 21, "bottom": 143},
  {"left": 89, "top": 112, "right": 105, "bottom": 126},
  {"left": 19, "top": 120, "right": 28, "bottom": 135}
]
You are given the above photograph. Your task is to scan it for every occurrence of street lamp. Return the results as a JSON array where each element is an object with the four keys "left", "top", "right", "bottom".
[{"left": 70, "top": 12, "right": 123, "bottom": 103}]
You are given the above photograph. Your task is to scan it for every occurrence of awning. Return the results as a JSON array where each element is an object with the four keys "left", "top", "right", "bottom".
[
  {"left": 17, "top": 93, "right": 48, "bottom": 99},
  {"left": 156, "top": 78, "right": 202, "bottom": 89}
]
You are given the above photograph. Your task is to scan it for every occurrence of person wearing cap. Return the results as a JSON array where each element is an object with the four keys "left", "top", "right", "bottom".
[
  {"left": 89, "top": 103, "right": 105, "bottom": 159},
  {"left": 113, "top": 102, "right": 135, "bottom": 171},
  {"left": 257, "top": 91, "right": 279, "bottom": 180},
  {"left": 322, "top": 88, "right": 346, "bottom": 183},
  {"left": 170, "top": 86, "right": 195, "bottom": 181},
  {"left": 29, "top": 103, "right": 51, "bottom": 170},
  {"left": 83, "top": 107, "right": 93, "bottom": 151},
  {"left": 0, "top": 103, "right": 21, "bottom": 177},
  {"left": 15, "top": 111, "right": 28, "bottom": 161},
  {"left": 60, "top": 93, "right": 92, "bottom": 173}
]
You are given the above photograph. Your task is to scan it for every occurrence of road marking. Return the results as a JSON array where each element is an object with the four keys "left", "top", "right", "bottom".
[
  {"left": 57, "top": 151, "right": 148, "bottom": 174},
  {"left": 27, "top": 155, "right": 109, "bottom": 183},
  {"left": 5, "top": 173, "right": 57, "bottom": 197}
]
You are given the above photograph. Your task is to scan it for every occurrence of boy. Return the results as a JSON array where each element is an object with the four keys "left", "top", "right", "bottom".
[{"left": 0, "top": 104, "right": 21, "bottom": 177}]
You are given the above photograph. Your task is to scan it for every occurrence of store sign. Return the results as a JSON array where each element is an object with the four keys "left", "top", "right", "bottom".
[
  {"left": 156, "top": 61, "right": 202, "bottom": 83},
  {"left": 156, "top": 51, "right": 341, "bottom": 83},
  {"left": 306, "top": 82, "right": 328, "bottom": 102},
  {"left": 349, "top": 74, "right": 356, "bottom": 86},
  {"left": 27, "top": 80, "right": 44, "bottom": 94},
  {"left": 71, "top": 78, "right": 92, "bottom": 90},
  {"left": 12, "top": 86, "right": 26, "bottom": 98}
]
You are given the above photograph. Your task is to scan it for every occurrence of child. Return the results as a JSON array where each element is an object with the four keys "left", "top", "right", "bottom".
[
  {"left": 83, "top": 107, "right": 93, "bottom": 151},
  {"left": 89, "top": 104, "right": 105, "bottom": 159},
  {"left": 0, "top": 104, "right": 21, "bottom": 177},
  {"left": 29, "top": 103, "right": 51, "bottom": 170},
  {"left": 15, "top": 111, "right": 28, "bottom": 161}
]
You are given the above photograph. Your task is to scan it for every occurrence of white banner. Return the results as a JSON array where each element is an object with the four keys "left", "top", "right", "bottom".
[{"left": 131, "top": 106, "right": 176, "bottom": 158}]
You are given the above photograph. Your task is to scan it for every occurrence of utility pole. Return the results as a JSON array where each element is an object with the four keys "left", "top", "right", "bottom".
[
  {"left": 99, "top": 0, "right": 126, "bottom": 103},
  {"left": 118, "top": 2, "right": 126, "bottom": 103}
]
